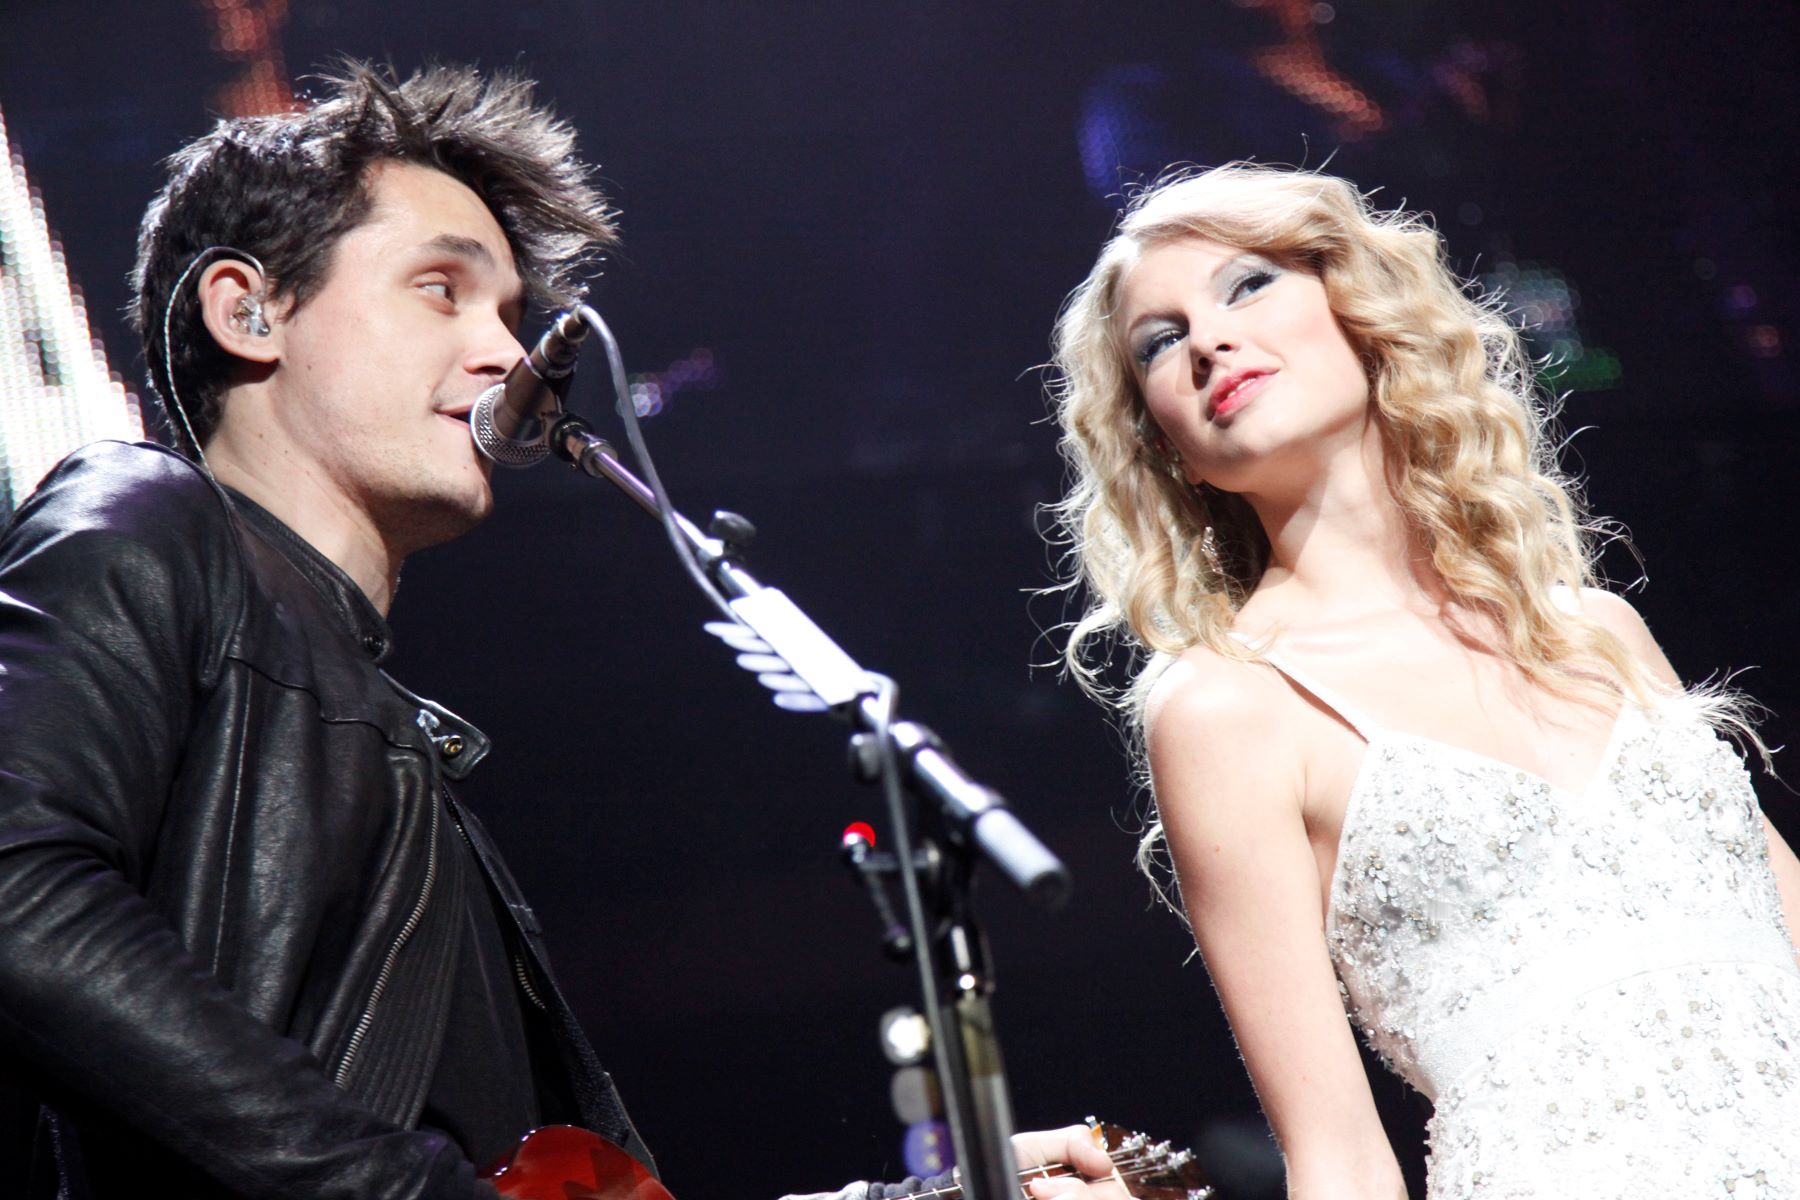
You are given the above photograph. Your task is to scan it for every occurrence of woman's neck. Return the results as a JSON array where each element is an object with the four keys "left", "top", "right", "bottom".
[{"left": 1236, "top": 428, "right": 1444, "bottom": 629}]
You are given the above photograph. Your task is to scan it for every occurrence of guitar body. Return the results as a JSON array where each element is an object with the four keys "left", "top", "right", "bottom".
[{"left": 482, "top": 1126, "right": 676, "bottom": 1200}]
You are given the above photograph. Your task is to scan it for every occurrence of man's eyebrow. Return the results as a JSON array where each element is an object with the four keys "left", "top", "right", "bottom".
[
  {"left": 417, "top": 233, "right": 527, "bottom": 314},
  {"left": 419, "top": 233, "right": 496, "bottom": 266}
]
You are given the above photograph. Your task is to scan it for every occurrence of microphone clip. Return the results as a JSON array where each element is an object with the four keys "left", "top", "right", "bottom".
[{"left": 472, "top": 308, "right": 593, "bottom": 468}]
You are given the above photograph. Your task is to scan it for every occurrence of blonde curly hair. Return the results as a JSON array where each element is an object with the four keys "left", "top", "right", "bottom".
[
  {"left": 1044, "top": 163, "right": 1773, "bottom": 904},
  {"left": 1048, "top": 161, "right": 1680, "bottom": 751}
]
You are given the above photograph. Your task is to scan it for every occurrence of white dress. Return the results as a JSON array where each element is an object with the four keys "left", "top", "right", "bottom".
[{"left": 1258, "top": 649, "right": 1800, "bottom": 1198}]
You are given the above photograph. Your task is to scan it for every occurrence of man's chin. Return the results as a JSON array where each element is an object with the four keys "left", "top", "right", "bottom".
[{"left": 378, "top": 484, "right": 494, "bottom": 557}]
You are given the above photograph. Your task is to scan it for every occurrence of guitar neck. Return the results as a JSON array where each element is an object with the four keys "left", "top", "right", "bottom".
[
  {"left": 900, "top": 1130, "right": 1211, "bottom": 1200},
  {"left": 906, "top": 1162, "right": 1084, "bottom": 1200}
]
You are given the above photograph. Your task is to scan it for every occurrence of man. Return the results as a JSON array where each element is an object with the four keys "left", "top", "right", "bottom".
[{"left": 0, "top": 62, "right": 1118, "bottom": 1199}]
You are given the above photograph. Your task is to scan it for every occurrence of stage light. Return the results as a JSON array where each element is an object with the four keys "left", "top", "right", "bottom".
[
  {"left": 1481, "top": 256, "right": 1622, "bottom": 394},
  {"left": 879, "top": 1005, "right": 932, "bottom": 1066},
  {"left": 627, "top": 346, "right": 722, "bottom": 418},
  {"left": 1746, "top": 325, "right": 1782, "bottom": 360},
  {"left": 0, "top": 104, "right": 142, "bottom": 519}
]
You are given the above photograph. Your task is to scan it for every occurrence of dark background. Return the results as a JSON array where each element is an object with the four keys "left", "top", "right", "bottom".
[{"left": 3, "top": 2, "right": 1797, "bottom": 1196}]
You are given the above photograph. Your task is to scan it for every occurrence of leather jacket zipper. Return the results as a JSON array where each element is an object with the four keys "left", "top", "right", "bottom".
[
  {"left": 332, "top": 787, "right": 441, "bottom": 1087},
  {"left": 441, "top": 790, "right": 549, "bottom": 1014},
  {"left": 513, "top": 953, "right": 547, "bottom": 1011}
]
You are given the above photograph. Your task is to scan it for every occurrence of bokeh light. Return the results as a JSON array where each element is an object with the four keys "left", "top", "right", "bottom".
[
  {"left": 199, "top": 0, "right": 298, "bottom": 116},
  {"left": 0, "top": 104, "right": 143, "bottom": 519},
  {"left": 1480, "top": 257, "right": 1623, "bottom": 393},
  {"left": 628, "top": 347, "right": 721, "bottom": 418}
]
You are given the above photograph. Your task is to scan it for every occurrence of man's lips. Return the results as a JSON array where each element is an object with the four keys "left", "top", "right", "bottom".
[{"left": 1209, "top": 369, "right": 1273, "bottom": 419}]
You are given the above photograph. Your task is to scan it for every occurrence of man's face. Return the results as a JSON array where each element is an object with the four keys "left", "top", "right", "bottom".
[{"left": 265, "top": 160, "right": 526, "bottom": 555}]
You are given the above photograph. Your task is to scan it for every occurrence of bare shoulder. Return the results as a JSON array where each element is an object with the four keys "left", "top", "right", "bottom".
[
  {"left": 1571, "top": 586, "right": 1652, "bottom": 643},
  {"left": 1143, "top": 643, "right": 1308, "bottom": 819},
  {"left": 1568, "top": 587, "right": 1681, "bottom": 687},
  {"left": 1145, "top": 643, "right": 1296, "bottom": 754}
]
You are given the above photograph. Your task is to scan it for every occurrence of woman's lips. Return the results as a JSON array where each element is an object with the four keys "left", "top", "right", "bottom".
[{"left": 1210, "top": 370, "right": 1272, "bottom": 420}]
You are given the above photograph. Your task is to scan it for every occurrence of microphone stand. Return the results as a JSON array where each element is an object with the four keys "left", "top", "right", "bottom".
[{"left": 542, "top": 406, "right": 1071, "bottom": 1200}]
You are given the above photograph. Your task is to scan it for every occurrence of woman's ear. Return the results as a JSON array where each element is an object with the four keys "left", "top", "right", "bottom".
[{"left": 195, "top": 258, "right": 281, "bottom": 365}]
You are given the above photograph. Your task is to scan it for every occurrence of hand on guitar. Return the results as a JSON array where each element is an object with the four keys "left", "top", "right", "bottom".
[
  {"left": 1006, "top": 1120, "right": 1213, "bottom": 1200},
  {"left": 1010, "top": 1125, "right": 1132, "bottom": 1200}
]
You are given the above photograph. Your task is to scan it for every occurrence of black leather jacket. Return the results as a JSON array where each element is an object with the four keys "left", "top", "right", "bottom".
[{"left": 0, "top": 442, "right": 648, "bottom": 1198}]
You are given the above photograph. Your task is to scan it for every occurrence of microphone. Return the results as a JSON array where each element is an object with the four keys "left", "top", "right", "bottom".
[{"left": 471, "top": 309, "right": 591, "bottom": 467}]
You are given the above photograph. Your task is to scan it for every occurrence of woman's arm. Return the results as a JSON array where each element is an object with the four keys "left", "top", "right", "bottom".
[{"left": 1146, "top": 651, "right": 1406, "bottom": 1200}]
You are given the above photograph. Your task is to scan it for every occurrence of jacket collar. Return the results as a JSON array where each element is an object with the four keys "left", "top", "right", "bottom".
[
  {"left": 221, "top": 487, "right": 493, "bottom": 776},
  {"left": 222, "top": 488, "right": 397, "bottom": 665}
]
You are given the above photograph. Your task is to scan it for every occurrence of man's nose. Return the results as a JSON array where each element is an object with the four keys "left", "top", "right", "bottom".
[{"left": 470, "top": 314, "right": 528, "bottom": 378}]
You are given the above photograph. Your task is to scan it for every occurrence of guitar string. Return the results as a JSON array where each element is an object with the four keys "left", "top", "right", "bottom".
[
  {"left": 904, "top": 1151, "right": 1188, "bottom": 1200},
  {"left": 954, "top": 1157, "right": 1175, "bottom": 1200}
]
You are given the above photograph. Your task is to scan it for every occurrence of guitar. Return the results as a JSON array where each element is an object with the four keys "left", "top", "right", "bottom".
[{"left": 482, "top": 1119, "right": 1214, "bottom": 1200}]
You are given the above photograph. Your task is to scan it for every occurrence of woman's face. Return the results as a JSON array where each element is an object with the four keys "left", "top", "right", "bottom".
[{"left": 1116, "top": 235, "right": 1370, "bottom": 495}]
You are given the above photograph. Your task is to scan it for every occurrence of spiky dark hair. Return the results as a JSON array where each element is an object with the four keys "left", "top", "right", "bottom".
[{"left": 130, "top": 59, "right": 617, "bottom": 452}]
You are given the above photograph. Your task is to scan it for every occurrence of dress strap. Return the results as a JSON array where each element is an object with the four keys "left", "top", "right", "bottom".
[{"left": 1228, "top": 632, "right": 1382, "bottom": 741}]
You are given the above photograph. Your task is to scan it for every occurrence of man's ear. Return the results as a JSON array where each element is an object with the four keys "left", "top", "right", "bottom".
[{"left": 195, "top": 258, "right": 281, "bottom": 365}]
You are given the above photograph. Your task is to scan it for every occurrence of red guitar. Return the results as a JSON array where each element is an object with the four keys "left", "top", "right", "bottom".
[{"left": 482, "top": 1120, "right": 1214, "bottom": 1200}]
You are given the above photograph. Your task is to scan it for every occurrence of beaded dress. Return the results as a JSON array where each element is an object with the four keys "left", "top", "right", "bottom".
[{"left": 1257, "top": 649, "right": 1800, "bottom": 1198}]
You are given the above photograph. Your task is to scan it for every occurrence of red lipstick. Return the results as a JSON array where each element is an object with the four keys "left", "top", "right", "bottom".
[{"left": 1209, "top": 369, "right": 1273, "bottom": 420}]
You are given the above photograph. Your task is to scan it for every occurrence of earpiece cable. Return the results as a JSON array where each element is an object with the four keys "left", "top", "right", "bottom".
[{"left": 159, "top": 245, "right": 268, "bottom": 470}]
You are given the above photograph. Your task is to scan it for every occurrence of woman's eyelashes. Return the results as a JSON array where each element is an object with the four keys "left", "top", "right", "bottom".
[
  {"left": 1225, "top": 264, "right": 1277, "bottom": 304},
  {"left": 1133, "top": 263, "right": 1280, "bottom": 367},
  {"left": 1135, "top": 326, "right": 1183, "bottom": 366}
]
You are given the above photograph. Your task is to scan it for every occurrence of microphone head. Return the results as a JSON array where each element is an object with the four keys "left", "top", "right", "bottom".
[{"left": 471, "top": 382, "right": 551, "bottom": 468}]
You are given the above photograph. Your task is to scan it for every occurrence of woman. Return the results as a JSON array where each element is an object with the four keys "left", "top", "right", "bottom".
[{"left": 1048, "top": 163, "right": 1800, "bottom": 1198}]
